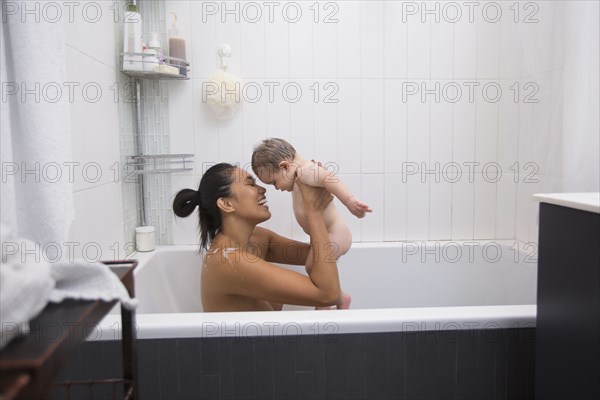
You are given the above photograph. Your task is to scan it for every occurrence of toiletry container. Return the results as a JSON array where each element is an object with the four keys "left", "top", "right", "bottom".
[
  {"left": 142, "top": 47, "right": 158, "bottom": 72},
  {"left": 123, "top": 0, "right": 143, "bottom": 71},
  {"left": 168, "top": 12, "right": 187, "bottom": 76},
  {"left": 135, "top": 226, "right": 155, "bottom": 252},
  {"left": 148, "top": 32, "right": 163, "bottom": 64}
]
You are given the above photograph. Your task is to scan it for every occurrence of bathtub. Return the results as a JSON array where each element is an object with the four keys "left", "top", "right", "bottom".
[
  {"left": 76, "top": 241, "right": 537, "bottom": 399},
  {"left": 96, "top": 240, "right": 537, "bottom": 340}
]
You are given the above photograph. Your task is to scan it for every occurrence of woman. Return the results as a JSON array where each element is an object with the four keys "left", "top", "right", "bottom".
[{"left": 173, "top": 163, "right": 342, "bottom": 311}]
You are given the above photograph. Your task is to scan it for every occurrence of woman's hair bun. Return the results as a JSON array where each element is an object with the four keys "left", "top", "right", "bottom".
[{"left": 173, "top": 188, "right": 198, "bottom": 218}]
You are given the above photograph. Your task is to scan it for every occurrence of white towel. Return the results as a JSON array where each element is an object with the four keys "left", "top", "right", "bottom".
[
  {"left": 1, "top": 5, "right": 138, "bottom": 351},
  {"left": 1, "top": 225, "right": 138, "bottom": 350},
  {"left": 49, "top": 261, "right": 138, "bottom": 310},
  {"left": 0, "top": 235, "right": 54, "bottom": 349}
]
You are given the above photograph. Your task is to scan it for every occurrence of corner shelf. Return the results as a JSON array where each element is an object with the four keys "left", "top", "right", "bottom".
[
  {"left": 120, "top": 52, "right": 194, "bottom": 227},
  {"left": 126, "top": 154, "right": 194, "bottom": 175},
  {"left": 120, "top": 52, "right": 190, "bottom": 80}
]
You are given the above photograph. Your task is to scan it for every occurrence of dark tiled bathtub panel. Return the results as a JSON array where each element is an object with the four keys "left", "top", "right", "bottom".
[{"left": 54, "top": 328, "right": 535, "bottom": 399}]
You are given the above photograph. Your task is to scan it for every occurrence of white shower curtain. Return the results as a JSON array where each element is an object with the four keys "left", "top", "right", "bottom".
[
  {"left": 0, "top": 13, "right": 74, "bottom": 348},
  {"left": 1, "top": 12, "right": 74, "bottom": 245},
  {"left": 0, "top": 9, "right": 136, "bottom": 350}
]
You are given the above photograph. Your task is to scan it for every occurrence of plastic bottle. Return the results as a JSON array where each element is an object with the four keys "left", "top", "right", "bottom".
[
  {"left": 142, "top": 48, "right": 158, "bottom": 72},
  {"left": 123, "top": 0, "right": 143, "bottom": 71},
  {"left": 148, "top": 32, "right": 163, "bottom": 64},
  {"left": 168, "top": 12, "right": 187, "bottom": 77}
]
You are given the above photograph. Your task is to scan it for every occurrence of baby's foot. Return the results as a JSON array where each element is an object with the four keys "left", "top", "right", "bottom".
[
  {"left": 315, "top": 292, "right": 352, "bottom": 310},
  {"left": 338, "top": 292, "right": 352, "bottom": 310},
  {"left": 315, "top": 305, "right": 336, "bottom": 310}
]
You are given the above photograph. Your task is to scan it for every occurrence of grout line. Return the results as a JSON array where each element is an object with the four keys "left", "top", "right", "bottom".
[
  {"left": 73, "top": 179, "right": 118, "bottom": 194},
  {"left": 494, "top": 14, "right": 502, "bottom": 240},
  {"left": 472, "top": 17, "right": 478, "bottom": 241},
  {"left": 382, "top": 2, "right": 387, "bottom": 241},
  {"left": 428, "top": 17, "right": 432, "bottom": 241},
  {"left": 450, "top": 20, "right": 456, "bottom": 240},
  {"left": 405, "top": 14, "right": 409, "bottom": 241}
]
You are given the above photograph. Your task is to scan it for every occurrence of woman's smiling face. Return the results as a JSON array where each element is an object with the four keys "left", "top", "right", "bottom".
[{"left": 226, "top": 168, "right": 271, "bottom": 223}]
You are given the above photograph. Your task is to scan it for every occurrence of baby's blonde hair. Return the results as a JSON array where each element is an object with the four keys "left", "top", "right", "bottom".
[{"left": 251, "top": 138, "right": 296, "bottom": 174}]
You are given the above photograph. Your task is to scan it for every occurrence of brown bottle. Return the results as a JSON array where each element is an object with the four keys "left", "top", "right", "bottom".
[{"left": 168, "top": 12, "right": 187, "bottom": 77}]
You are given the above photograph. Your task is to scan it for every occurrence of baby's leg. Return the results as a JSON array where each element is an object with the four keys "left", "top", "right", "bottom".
[
  {"left": 326, "top": 225, "right": 352, "bottom": 259},
  {"left": 313, "top": 225, "right": 352, "bottom": 309}
]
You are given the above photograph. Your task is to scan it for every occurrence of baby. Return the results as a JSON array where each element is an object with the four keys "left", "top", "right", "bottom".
[{"left": 251, "top": 138, "right": 372, "bottom": 309}]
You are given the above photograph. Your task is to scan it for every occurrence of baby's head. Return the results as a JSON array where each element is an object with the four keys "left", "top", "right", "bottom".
[{"left": 252, "top": 138, "right": 298, "bottom": 192}]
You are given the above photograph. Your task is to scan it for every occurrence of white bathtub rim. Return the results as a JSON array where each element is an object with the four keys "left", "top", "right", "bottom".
[
  {"left": 130, "top": 240, "right": 533, "bottom": 254},
  {"left": 106, "top": 242, "right": 536, "bottom": 341},
  {"left": 94, "top": 304, "right": 535, "bottom": 341}
]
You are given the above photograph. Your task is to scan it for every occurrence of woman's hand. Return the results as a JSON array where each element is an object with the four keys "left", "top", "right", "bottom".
[{"left": 295, "top": 179, "right": 333, "bottom": 212}]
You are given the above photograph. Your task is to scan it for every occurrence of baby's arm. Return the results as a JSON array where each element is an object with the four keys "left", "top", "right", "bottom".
[{"left": 297, "top": 161, "right": 373, "bottom": 218}]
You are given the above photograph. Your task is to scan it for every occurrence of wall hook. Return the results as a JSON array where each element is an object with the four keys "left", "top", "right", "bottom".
[{"left": 218, "top": 43, "right": 232, "bottom": 70}]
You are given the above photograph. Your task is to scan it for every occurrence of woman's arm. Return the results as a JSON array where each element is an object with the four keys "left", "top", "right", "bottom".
[
  {"left": 250, "top": 226, "right": 310, "bottom": 265},
  {"left": 220, "top": 183, "right": 342, "bottom": 307},
  {"left": 218, "top": 255, "right": 340, "bottom": 307}
]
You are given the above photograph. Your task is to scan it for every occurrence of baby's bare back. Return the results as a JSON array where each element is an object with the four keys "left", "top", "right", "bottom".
[
  {"left": 292, "top": 184, "right": 336, "bottom": 231},
  {"left": 292, "top": 184, "right": 352, "bottom": 256}
]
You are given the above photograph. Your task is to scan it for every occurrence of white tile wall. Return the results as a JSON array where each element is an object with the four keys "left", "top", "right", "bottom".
[
  {"left": 384, "top": 80, "right": 408, "bottom": 174},
  {"left": 383, "top": 2, "right": 408, "bottom": 79},
  {"left": 66, "top": 1, "right": 126, "bottom": 259},
  {"left": 313, "top": 91, "right": 338, "bottom": 164},
  {"left": 336, "top": 1, "right": 361, "bottom": 79},
  {"left": 360, "top": 80, "right": 384, "bottom": 173},
  {"left": 54, "top": 0, "right": 595, "bottom": 251},
  {"left": 360, "top": 174, "right": 384, "bottom": 241},
  {"left": 159, "top": 0, "right": 579, "bottom": 247},
  {"left": 383, "top": 174, "right": 407, "bottom": 241},
  {"left": 359, "top": 1, "right": 384, "bottom": 79},
  {"left": 70, "top": 183, "right": 127, "bottom": 260},
  {"left": 265, "top": 11, "right": 290, "bottom": 78},
  {"left": 289, "top": 2, "right": 314, "bottom": 79},
  {"left": 337, "top": 79, "right": 361, "bottom": 174}
]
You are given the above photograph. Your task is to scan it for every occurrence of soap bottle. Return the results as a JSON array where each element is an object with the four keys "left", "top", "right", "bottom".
[
  {"left": 142, "top": 44, "right": 158, "bottom": 72},
  {"left": 148, "top": 32, "right": 163, "bottom": 64},
  {"left": 168, "top": 12, "right": 187, "bottom": 77},
  {"left": 142, "top": 32, "right": 161, "bottom": 72},
  {"left": 123, "top": 0, "right": 143, "bottom": 71}
]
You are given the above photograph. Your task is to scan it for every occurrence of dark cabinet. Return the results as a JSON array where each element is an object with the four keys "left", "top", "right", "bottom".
[
  {"left": 0, "top": 261, "right": 138, "bottom": 400},
  {"left": 535, "top": 202, "right": 599, "bottom": 399}
]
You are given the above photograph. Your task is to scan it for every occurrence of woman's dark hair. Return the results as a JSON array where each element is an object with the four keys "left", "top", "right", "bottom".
[{"left": 173, "top": 163, "right": 236, "bottom": 250}]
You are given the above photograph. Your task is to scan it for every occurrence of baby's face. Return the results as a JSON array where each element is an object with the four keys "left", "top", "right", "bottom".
[{"left": 256, "top": 165, "right": 296, "bottom": 192}]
